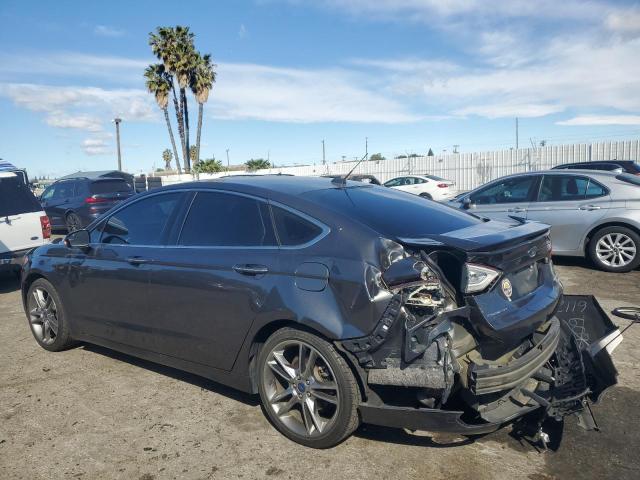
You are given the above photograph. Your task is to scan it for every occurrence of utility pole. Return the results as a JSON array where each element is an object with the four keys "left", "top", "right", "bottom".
[
  {"left": 322, "top": 139, "right": 326, "bottom": 165},
  {"left": 365, "top": 137, "right": 368, "bottom": 160},
  {"left": 515, "top": 117, "right": 519, "bottom": 151},
  {"left": 113, "top": 117, "right": 122, "bottom": 171},
  {"left": 226, "top": 148, "right": 230, "bottom": 171}
]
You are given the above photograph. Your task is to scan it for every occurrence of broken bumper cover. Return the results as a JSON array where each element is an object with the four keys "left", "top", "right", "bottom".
[{"left": 347, "top": 295, "right": 620, "bottom": 434}]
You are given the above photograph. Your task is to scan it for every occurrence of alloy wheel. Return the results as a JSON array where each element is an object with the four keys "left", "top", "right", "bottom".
[
  {"left": 28, "top": 287, "right": 59, "bottom": 345},
  {"left": 262, "top": 340, "right": 340, "bottom": 437},
  {"left": 595, "top": 233, "right": 637, "bottom": 268}
]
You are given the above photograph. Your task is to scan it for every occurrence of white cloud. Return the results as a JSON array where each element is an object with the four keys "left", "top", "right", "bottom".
[
  {"left": 557, "top": 115, "right": 640, "bottom": 126},
  {"left": 605, "top": 8, "right": 640, "bottom": 36},
  {"left": 81, "top": 137, "right": 111, "bottom": 156},
  {"left": 94, "top": 25, "right": 125, "bottom": 37},
  {"left": 45, "top": 113, "right": 103, "bottom": 132},
  {"left": 211, "top": 63, "right": 421, "bottom": 123}
]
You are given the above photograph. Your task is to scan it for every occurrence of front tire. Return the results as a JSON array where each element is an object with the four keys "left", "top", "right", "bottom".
[
  {"left": 257, "top": 328, "right": 360, "bottom": 448},
  {"left": 26, "top": 278, "right": 75, "bottom": 351},
  {"left": 588, "top": 226, "right": 640, "bottom": 272}
]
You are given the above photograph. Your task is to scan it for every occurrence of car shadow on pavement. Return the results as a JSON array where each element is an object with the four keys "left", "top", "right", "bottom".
[
  {"left": 0, "top": 272, "right": 20, "bottom": 293},
  {"left": 81, "top": 343, "right": 261, "bottom": 407}
]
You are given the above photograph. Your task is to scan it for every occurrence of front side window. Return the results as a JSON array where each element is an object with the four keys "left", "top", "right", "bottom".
[
  {"left": 100, "top": 192, "right": 182, "bottom": 245},
  {"left": 470, "top": 176, "right": 538, "bottom": 205},
  {"left": 41, "top": 185, "right": 56, "bottom": 200},
  {"left": 271, "top": 206, "right": 323, "bottom": 246},
  {"left": 52, "top": 181, "right": 75, "bottom": 199},
  {"left": 538, "top": 176, "right": 589, "bottom": 202},
  {"left": 178, "top": 191, "right": 277, "bottom": 247}
]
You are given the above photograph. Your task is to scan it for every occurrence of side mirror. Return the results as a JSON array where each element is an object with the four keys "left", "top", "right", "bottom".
[
  {"left": 64, "top": 229, "right": 91, "bottom": 250},
  {"left": 462, "top": 197, "right": 473, "bottom": 209}
]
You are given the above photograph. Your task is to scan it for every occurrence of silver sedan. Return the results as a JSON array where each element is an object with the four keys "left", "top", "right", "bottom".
[{"left": 449, "top": 170, "right": 640, "bottom": 272}]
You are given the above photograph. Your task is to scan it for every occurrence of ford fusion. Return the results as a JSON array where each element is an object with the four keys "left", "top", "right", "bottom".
[{"left": 22, "top": 176, "right": 620, "bottom": 448}]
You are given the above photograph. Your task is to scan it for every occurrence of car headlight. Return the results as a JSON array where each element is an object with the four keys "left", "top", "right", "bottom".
[{"left": 462, "top": 263, "right": 501, "bottom": 293}]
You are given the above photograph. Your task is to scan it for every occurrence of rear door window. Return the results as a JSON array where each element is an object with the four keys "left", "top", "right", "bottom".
[
  {"left": 0, "top": 175, "right": 42, "bottom": 216},
  {"left": 101, "top": 193, "right": 182, "bottom": 245},
  {"left": 178, "top": 191, "right": 277, "bottom": 247},
  {"left": 538, "top": 175, "right": 589, "bottom": 201},
  {"left": 90, "top": 179, "right": 132, "bottom": 194},
  {"left": 271, "top": 206, "right": 324, "bottom": 246}
]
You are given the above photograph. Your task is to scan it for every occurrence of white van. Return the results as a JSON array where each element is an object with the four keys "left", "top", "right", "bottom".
[{"left": 0, "top": 171, "right": 51, "bottom": 273}]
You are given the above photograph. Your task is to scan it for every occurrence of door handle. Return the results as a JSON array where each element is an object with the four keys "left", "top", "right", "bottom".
[
  {"left": 579, "top": 205, "right": 601, "bottom": 211},
  {"left": 508, "top": 207, "right": 527, "bottom": 213},
  {"left": 126, "top": 256, "right": 149, "bottom": 266},
  {"left": 233, "top": 264, "right": 269, "bottom": 276}
]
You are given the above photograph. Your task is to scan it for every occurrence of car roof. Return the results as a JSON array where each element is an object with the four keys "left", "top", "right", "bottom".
[{"left": 494, "top": 169, "right": 621, "bottom": 180}]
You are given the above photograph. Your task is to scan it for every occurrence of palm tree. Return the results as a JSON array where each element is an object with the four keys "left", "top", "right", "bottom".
[
  {"left": 190, "top": 53, "right": 216, "bottom": 166},
  {"left": 162, "top": 148, "right": 173, "bottom": 170},
  {"left": 144, "top": 64, "right": 182, "bottom": 173},
  {"left": 245, "top": 158, "right": 271, "bottom": 171},
  {"left": 149, "top": 26, "right": 196, "bottom": 171}
]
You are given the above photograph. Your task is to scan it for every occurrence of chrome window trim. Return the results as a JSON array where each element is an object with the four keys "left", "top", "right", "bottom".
[{"left": 92, "top": 187, "right": 330, "bottom": 250}]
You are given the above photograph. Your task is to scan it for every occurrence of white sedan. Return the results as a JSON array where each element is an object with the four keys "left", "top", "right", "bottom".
[{"left": 383, "top": 174, "right": 455, "bottom": 201}]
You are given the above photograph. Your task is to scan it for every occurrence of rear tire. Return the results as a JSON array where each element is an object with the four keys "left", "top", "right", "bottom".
[
  {"left": 257, "top": 328, "right": 360, "bottom": 448},
  {"left": 588, "top": 226, "right": 640, "bottom": 272},
  {"left": 65, "top": 212, "right": 82, "bottom": 233},
  {"left": 26, "top": 278, "right": 75, "bottom": 352}
]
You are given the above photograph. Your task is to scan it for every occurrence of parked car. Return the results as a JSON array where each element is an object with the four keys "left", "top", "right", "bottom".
[
  {"left": 321, "top": 174, "right": 382, "bottom": 185},
  {"left": 383, "top": 174, "right": 454, "bottom": 200},
  {"left": 40, "top": 176, "right": 134, "bottom": 232},
  {"left": 22, "top": 176, "right": 619, "bottom": 448},
  {"left": 552, "top": 160, "right": 640, "bottom": 175},
  {"left": 450, "top": 170, "right": 640, "bottom": 272},
  {"left": 0, "top": 171, "right": 50, "bottom": 273}
]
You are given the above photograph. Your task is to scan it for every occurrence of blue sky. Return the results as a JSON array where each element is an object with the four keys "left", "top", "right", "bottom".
[{"left": 1, "top": 0, "right": 640, "bottom": 177}]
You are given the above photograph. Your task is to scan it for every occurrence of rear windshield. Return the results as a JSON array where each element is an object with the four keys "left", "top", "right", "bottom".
[
  {"left": 306, "top": 186, "right": 481, "bottom": 238},
  {"left": 424, "top": 174, "right": 447, "bottom": 181},
  {"left": 616, "top": 173, "right": 640, "bottom": 186},
  {"left": 0, "top": 176, "right": 42, "bottom": 216},
  {"left": 90, "top": 179, "right": 132, "bottom": 194}
]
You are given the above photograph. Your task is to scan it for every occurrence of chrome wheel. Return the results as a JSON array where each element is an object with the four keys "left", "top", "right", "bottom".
[
  {"left": 28, "top": 287, "right": 59, "bottom": 345},
  {"left": 596, "top": 233, "right": 637, "bottom": 268},
  {"left": 262, "top": 340, "right": 340, "bottom": 437}
]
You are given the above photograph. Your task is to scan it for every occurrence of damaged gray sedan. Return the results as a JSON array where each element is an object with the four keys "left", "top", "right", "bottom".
[{"left": 22, "top": 176, "right": 621, "bottom": 448}]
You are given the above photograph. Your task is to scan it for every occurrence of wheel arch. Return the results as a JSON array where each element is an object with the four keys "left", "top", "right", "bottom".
[
  {"left": 584, "top": 221, "right": 640, "bottom": 254},
  {"left": 21, "top": 272, "right": 46, "bottom": 310},
  {"left": 246, "top": 320, "right": 368, "bottom": 401}
]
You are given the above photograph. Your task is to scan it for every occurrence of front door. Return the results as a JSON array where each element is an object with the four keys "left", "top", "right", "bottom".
[
  {"left": 468, "top": 174, "right": 540, "bottom": 222},
  {"left": 66, "top": 191, "right": 186, "bottom": 350}
]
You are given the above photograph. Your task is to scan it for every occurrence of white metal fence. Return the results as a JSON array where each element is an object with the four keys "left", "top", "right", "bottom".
[{"left": 158, "top": 139, "right": 640, "bottom": 192}]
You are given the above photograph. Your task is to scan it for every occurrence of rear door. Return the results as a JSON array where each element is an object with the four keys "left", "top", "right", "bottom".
[
  {"left": 145, "top": 190, "right": 280, "bottom": 370},
  {"left": 0, "top": 173, "right": 46, "bottom": 255},
  {"left": 468, "top": 174, "right": 540, "bottom": 222},
  {"left": 526, "top": 174, "right": 609, "bottom": 254}
]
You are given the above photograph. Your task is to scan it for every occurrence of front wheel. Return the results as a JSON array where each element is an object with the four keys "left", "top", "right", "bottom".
[
  {"left": 26, "top": 278, "right": 75, "bottom": 351},
  {"left": 588, "top": 226, "right": 640, "bottom": 272},
  {"left": 257, "top": 328, "right": 360, "bottom": 448}
]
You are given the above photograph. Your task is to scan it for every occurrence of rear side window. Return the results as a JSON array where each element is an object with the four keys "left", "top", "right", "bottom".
[
  {"left": 585, "top": 180, "right": 608, "bottom": 198},
  {"left": 90, "top": 179, "right": 132, "bottom": 194},
  {"left": 538, "top": 176, "right": 588, "bottom": 201},
  {"left": 0, "top": 176, "right": 42, "bottom": 216},
  {"left": 470, "top": 175, "right": 538, "bottom": 204},
  {"left": 179, "top": 192, "right": 277, "bottom": 247},
  {"left": 271, "top": 206, "right": 324, "bottom": 246},
  {"left": 52, "top": 181, "right": 75, "bottom": 199},
  {"left": 101, "top": 193, "right": 182, "bottom": 245}
]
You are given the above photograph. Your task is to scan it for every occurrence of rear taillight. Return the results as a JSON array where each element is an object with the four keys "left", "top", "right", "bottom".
[
  {"left": 85, "top": 196, "right": 108, "bottom": 204},
  {"left": 437, "top": 183, "right": 449, "bottom": 188},
  {"left": 40, "top": 215, "right": 51, "bottom": 239}
]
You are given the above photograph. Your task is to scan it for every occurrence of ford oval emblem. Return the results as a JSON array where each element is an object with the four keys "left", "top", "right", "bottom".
[
  {"left": 501, "top": 278, "right": 513, "bottom": 300},
  {"left": 528, "top": 246, "right": 538, "bottom": 258}
]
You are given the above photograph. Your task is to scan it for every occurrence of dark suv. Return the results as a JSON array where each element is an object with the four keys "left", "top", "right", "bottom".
[
  {"left": 40, "top": 177, "right": 134, "bottom": 232},
  {"left": 552, "top": 160, "right": 640, "bottom": 175}
]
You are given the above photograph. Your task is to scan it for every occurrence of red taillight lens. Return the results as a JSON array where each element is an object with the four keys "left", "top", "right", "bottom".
[
  {"left": 85, "top": 196, "right": 108, "bottom": 204},
  {"left": 40, "top": 215, "right": 51, "bottom": 239},
  {"left": 437, "top": 183, "right": 449, "bottom": 188}
]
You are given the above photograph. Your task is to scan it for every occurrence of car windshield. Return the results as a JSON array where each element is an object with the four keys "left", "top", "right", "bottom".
[
  {"left": 0, "top": 175, "right": 42, "bottom": 217},
  {"left": 307, "top": 186, "right": 481, "bottom": 238},
  {"left": 90, "top": 179, "right": 132, "bottom": 194}
]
